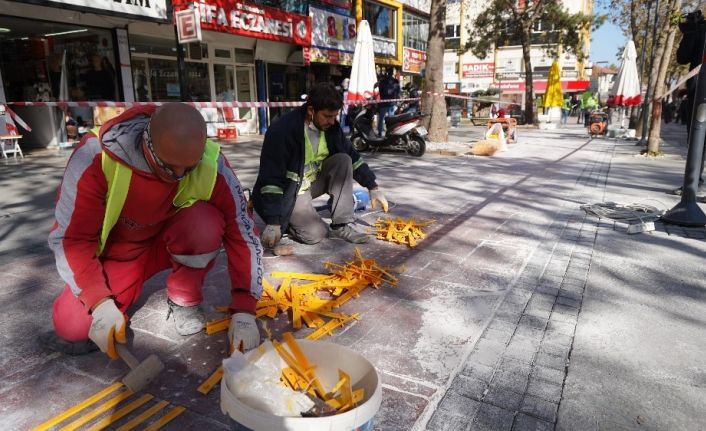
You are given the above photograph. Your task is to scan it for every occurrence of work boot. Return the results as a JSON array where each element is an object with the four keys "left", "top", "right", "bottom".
[
  {"left": 328, "top": 224, "right": 369, "bottom": 244},
  {"left": 166, "top": 299, "right": 205, "bottom": 336},
  {"left": 40, "top": 331, "right": 99, "bottom": 355}
]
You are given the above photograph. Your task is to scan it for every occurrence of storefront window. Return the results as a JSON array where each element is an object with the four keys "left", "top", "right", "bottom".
[
  {"left": 185, "top": 62, "right": 210, "bottom": 101},
  {"left": 364, "top": 2, "right": 395, "bottom": 39},
  {"left": 403, "top": 12, "right": 428, "bottom": 51},
  {"left": 214, "top": 64, "right": 235, "bottom": 101},
  {"left": 147, "top": 58, "right": 180, "bottom": 101},
  {"left": 130, "top": 34, "right": 177, "bottom": 57},
  {"left": 235, "top": 49, "right": 254, "bottom": 64},
  {"left": 0, "top": 16, "right": 118, "bottom": 102}
]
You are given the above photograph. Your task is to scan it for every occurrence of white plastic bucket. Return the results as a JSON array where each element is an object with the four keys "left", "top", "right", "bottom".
[{"left": 221, "top": 340, "right": 382, "bottom": 431}]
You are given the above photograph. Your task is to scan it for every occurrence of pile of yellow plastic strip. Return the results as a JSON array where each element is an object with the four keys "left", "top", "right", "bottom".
[
  {"left": 372, "top": 217, "right": 434, "bottom": 247},
  {"left": 276, "top": 333, "right": 364, "bottom": 413}
]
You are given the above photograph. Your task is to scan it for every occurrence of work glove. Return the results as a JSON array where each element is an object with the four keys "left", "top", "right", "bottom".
[
  {"left": 261, "top": 224, "right": 281, "bottom": 248},
  {"left": 88, "top": 299, "right": 126, "bottom": 360},
  {"left": 369, "top": 188, "right": 389, "bottom": 212},
  {"left": 228, "top": 312, "right": 260, "bottom": 353}
]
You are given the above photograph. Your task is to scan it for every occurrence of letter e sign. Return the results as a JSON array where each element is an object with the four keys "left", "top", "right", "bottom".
[{"left": 176, "top": 8, "right": 202, "bottom": 44}]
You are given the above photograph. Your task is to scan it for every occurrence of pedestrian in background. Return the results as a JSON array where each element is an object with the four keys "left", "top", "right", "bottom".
[
  {"left": 561, "top": 96, "right": 571, "bottom": 125},
  {"left": 377, "top": 68, "right": 400, "bottom": 136}
]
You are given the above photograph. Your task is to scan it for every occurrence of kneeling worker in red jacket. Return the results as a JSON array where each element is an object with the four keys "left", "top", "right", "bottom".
[{"left": 45, "top": 103, "right": 263, "bottom": 358}]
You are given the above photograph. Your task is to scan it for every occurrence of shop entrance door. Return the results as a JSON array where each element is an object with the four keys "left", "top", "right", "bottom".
[
  {"left": 235, "top": 66, "right": 256, "bottom": 134},
  {"left": 131, "top": 58, "right": 151, "bottom": 102}
]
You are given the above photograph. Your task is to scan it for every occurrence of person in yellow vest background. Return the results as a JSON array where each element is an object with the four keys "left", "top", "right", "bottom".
[
  {"left": 252, "top": 83, "right": 388, "bottom": 251},
  {"left": 44, "top": 103, "right": 263, "bottom": 359}
]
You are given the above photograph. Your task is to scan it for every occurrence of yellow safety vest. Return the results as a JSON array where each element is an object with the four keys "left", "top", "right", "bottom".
[
  {"left": 299, "top": 128, "right": 329, "bottom": 194},
  {"left": 97, "top": 139, "right": 220, "bottom": 255}
]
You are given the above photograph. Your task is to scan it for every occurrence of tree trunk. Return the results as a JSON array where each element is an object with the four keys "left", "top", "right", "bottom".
[
  {"left": 521, "top": 39, "right": 535, "bottom": 124},
  {"left": 422, "top": 0, "right": 448, "bottom": 142},
  {"left": 647, "top": 0, "right": 680, "bottom": 154},
  {"left": 636, "top": 0, "right": 668, "bottom": 139}
]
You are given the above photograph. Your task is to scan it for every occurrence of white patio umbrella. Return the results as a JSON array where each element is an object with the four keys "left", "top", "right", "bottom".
[
  {"left": 58, "top": 50, "right": 69, "bottom": 101},
  {"left": 58, "top": 50, "right": 70, "bottom": 144},
  {"left": 611, "top": 40, "right": 641, "bottom": 127},
  {"left": 346, "top": 20, "right": 378, "bottom": 103}
]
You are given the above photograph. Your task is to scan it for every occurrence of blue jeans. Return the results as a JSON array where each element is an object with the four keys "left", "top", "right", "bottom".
[{"left": 378, "top": 105, "right": 395, "bottom": 136}]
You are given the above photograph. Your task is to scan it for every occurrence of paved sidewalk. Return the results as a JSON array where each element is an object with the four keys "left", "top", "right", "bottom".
[{"left": 0, "top": 122, "right": 704, "bottom": 430}]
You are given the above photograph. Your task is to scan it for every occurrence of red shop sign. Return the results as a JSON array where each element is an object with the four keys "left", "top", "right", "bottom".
[{"left": 173, "top": 0, "right": 312, "bottom": 46}]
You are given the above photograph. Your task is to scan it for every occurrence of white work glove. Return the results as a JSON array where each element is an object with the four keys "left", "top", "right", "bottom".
[
  {"left": 88, "top": 299, "right": 126, "bottom": 360},
  {"left": 261, "top": 224, "right": 282, "bottom": 248},
  {"left": 228, "top": 312, "right": 260, "bottom": 353},
  {"left": 369, "top": 188, "right": 389, "bottom": 212}
]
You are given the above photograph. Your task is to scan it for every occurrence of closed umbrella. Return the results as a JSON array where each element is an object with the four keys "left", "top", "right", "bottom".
[
  {"left": 544, "top": 61, "right": 563, "bottom": 108},
  {"left": 611, "top": 40, "right": 641, "bottom": 128},
  {"left": 346, "top": 20, "right": 378, "bottom": 103},
  {"left": 611, "top": 40, "right": 641, "bottom": 107},
  {"left": 58, "top": 50, "right": 69, "bottom": 101}
]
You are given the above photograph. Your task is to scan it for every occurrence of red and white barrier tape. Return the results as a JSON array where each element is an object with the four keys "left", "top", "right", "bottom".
[
  {"left": 655, "top": 64, "right": 700, "bottom": 101},
  {"left": 5, "top": 98, "right": 420, "bottom": 109},
  {"left": 4, "top": 93, "right": 514, "bottom": 109}
]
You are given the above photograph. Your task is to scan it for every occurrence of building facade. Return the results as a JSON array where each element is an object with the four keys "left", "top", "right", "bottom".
[{"left": 447, "top": 0, "right": 593, "bottom": 110}]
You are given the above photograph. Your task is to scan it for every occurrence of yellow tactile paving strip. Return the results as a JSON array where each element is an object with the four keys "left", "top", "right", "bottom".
[{"left": 32, "top": 383, "right": 185, "bottom": 431}]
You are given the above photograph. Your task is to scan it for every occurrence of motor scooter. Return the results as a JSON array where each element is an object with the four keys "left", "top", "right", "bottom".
[{"left": 350, "top": 104, "right": 427, "bottom": 157}]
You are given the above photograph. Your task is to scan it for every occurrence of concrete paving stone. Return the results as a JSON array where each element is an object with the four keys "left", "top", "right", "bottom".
[
  {"left": 553, "top": 303, "right": 580, "bottom": 315},
  {"left": 519, "top": 394, "right": 559, "bottom": 423},
  {"left": 495, "top": 308, "right": 523, "bottom": 325},
  {"left": 555, "top": 295, "right": 581, "bottom": 309},
  {"left": 549, "top": 310, "right": 578, "bottom": 326},
  {"left": 376, "top": 387, "right": 430, "bottom": 431},
  {"left": 484, "top": 385, "right": 524, "bottom": 412},
  {"left": 557, "top": 289, "right": 582, "bottom": 302},
  {"left": 461, "top": 362, "right": 496, "bottom": 384},
  {"left": 481, "top": 328, "right": 514, "bottom": 346},
  {"left": 534, "top": 284, "right": 559, "bottom": 297},
  {"left": 484, "top": 321, "right": 516, "bottom": 339},
  {"left": 558, "top": 282, "right": 584, "bottom": 295},
  {"left": 531, "top": 365, "right": 566, "bottom": 386},
  {"left": 425, "top": 407, "right": 473, "bottom": 431},
  {"left": 498, "top": 299, "right": 528, "bottom": 315},
  {"left": 512, "top": 326, "right": 544, "bottom": 344},
  {"left": 539, "top": 340, "right": 571, "bottom": 360},
  {"left": 534, "top": 352, "right": 568, "bottom": 371},
  {"left": 512, "top": 413, "right": 554, "bottom": 431},
  {"left": 546, "top": 320, "right": 575, "bottom": 336},
  {"left": 542, "top": 330, "right": 573, "bottom": 347},
  {"left": 450, "top": 374, "right": 490, "bottom": 401},
  {"left": 469, "top": 402, "right": 516, "bottom": 431},
  {"left": 527, "top": 294, "right": 556, "bottom": 312},
  {"left": 526, "top": 377, "right": 563, "bottom": 404},
  {"left": 468, "top": 339, "right": 507, "bottom": 368},
  {"left": 504, "top": 336, "right": 540, "bottom": 363},
  {"left": 505, "top": 291, "right": 532, "bottom": 305},
  {"left": 518, "top": 314, "right": 548, "bottom": 330},
  {"left": 490, "top": 368, "right": 530, "bottom": 395},
  {"left": 435, "top": 391, "right": 483, "bottom": 420}
]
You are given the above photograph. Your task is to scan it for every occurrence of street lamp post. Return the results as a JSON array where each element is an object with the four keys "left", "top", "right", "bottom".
[{"left": 638, "top": 0, "right": 660, "bottom": 146}]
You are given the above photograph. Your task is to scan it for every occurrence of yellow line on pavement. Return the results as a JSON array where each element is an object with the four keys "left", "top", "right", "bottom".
[
  {"left": 31, "top": 382, "right": 124, "bottom": 431},
  {"left": 114, "top": 400, "right": 169, "bottom": 431},
  {"left": 142, "top": 406, "right": 186, "bottom": 431},
  {"left": 59, "top": 389, "right": 135, "bottom": 431},
  {"left": 85, "top": 393, "right": 154, "bottom": 431}
]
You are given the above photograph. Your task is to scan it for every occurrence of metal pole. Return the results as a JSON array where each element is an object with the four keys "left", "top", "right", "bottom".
[
  {"left": 662, "top": 33, "right": 706, "bottom": 226},
  {"left": 174, "top": 26, "right": 189, "bottom": 102},
  {"left": 638, "top": 0, "right": 660, "bottom": 146}
]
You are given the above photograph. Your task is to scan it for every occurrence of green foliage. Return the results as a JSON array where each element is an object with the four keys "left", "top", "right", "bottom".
[{"left": 465, "top": 0, "right": 597, "bottom": 61}]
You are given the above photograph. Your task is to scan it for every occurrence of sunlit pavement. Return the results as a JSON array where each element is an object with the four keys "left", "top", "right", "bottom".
[{"left": 1, "top": 120, "right": 704, "bottom": 430}]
